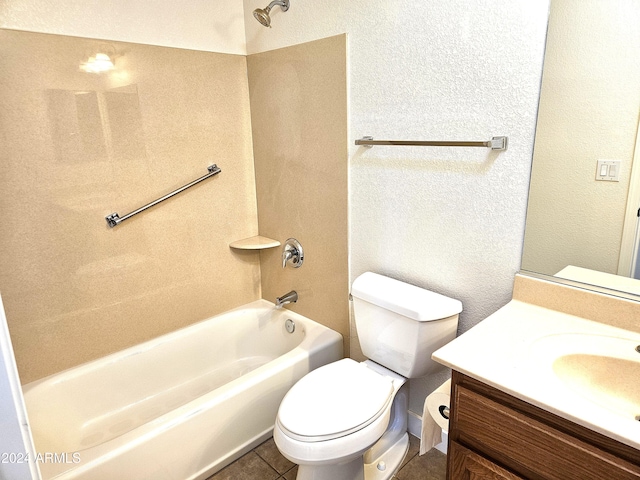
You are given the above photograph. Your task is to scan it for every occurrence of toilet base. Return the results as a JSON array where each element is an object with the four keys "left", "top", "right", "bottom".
[
  {"left": 294, "top": 433, "right": 409, "bottom": 480},
  {"left": 364, "top": 432, "right": 409, "bottom": 480},
  {"left": 296, "top": 456, "right": 365, "bottom": 480}
]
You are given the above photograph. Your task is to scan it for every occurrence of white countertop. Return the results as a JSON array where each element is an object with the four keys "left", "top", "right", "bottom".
[
  {"left": 555, "top": 265, "right": 640, "bottom": 296},
  {"left": 432, "top": 299, "right": 640, "bottom": 451}
]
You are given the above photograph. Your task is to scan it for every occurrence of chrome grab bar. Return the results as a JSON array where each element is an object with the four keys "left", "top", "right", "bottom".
[
  {"left": 355, "top": 136, "right": 508, "bottom": 151},
  {"left": 105, "top": 164, "right": 221, "bottom": 228}
]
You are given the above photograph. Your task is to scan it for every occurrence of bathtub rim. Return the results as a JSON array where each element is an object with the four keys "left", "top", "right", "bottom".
[{"left": 22, "top": 299, "right": 325, "bottom": 392}]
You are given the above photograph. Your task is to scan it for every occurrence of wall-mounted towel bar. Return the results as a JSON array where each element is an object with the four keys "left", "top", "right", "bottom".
[
  {"left": 105, "top": 164, "right": 221, "bottom": 228},
  {"left": 355, "top": 136, "right": 508, "bottom": 151}
]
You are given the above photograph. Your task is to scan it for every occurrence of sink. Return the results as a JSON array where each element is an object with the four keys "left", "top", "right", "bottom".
[
  {"left": 530, "top": 333, "right": 640, "bottom": 420},
  {"left": 554, "top": 354, "right": 640, "bottom": 420}
]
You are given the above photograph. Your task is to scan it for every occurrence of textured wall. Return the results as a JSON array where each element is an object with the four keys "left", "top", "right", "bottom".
[
  {"left": 0, "top": 0, "right": 246, "bottom": 54},
  {"left": 244, "top": 0, "right": 549, "bottom": 413},
  {"left": 0, "top": 30, "right": 258, "bottom": 383},
  {"left": 247, "top": 35, "right": 349, "bottom": 348},
  {"left": 521, "top": 0, "right": 640, "bottom": 276}
]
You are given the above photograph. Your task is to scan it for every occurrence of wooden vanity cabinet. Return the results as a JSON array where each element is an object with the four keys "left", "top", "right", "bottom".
[{"left": 447, "top": 371, "right": 640, "bottom": 480}]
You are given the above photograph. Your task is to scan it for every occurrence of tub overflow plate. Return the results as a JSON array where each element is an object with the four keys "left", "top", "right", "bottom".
[{"left": 285, "top": 319, "right": 295, "bottom": 334}]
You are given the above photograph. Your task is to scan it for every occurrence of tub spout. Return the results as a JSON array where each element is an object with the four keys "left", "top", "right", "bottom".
[{"left": 275, "top": 290, "right": 298, "bottom": 308}]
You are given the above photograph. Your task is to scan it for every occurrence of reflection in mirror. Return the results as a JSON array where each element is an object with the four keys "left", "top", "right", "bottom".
[{"left": 521, "top": 0, "right": 640, "bottom": 297}]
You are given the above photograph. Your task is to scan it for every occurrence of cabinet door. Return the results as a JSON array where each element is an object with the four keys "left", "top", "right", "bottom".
[
  {"left": 453, "top": 385, "right": 640, "bottom": 479},
  {"left": 449, "top": 441, "right": 523, "bottom": 480}
]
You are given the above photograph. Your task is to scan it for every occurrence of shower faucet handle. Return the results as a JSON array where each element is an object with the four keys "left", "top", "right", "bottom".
[{"left": 282, "top": 238, "right": 304, "bottom": 268}]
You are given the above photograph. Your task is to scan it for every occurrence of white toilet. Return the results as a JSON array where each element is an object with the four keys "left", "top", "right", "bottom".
[{"left": 274, "top": 272, "right": 462, "bottom": 480}]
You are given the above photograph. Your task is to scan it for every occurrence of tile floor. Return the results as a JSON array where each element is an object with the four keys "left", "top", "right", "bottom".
[{"left": 206, "top": 434, "right": 447, "bottom": 480}]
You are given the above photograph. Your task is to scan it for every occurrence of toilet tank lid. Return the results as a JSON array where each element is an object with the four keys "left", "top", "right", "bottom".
[{"left": 351, "top": 272, "right": 462, "bottom": 321}]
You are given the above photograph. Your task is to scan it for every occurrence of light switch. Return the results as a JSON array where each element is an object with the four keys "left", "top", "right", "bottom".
[
  {"left": 600, "top": 164, "right": 609, "bottom": 176},
  {"left": 596, "top": 160, "right": 621, "bottom": 182}
]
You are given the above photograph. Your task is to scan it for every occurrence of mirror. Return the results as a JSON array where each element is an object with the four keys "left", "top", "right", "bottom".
[{"left": 521, "top": 0, "right": 640, "bottom": 298}]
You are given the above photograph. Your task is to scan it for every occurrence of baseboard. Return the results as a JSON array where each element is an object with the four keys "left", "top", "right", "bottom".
[
  {"left": 435, "top": 432, "right": 448, "bottom": 454},
  {"left": 407, "top": 411, "right": 448, "bottom": 455},
  {"left": 407, "top": 410, "right": 422, "bottom": 438}
]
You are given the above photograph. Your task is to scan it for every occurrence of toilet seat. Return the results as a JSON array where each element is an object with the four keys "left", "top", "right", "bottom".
[{"left": 277, "top": 359, "right": 394, "bottom": 442}]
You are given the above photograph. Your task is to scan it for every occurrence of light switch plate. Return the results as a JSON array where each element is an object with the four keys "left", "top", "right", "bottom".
[{"left": 596, "top": 160, "right": 621, "bottom": 182}]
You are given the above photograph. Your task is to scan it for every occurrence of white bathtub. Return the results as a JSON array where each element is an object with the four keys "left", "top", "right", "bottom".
[{"left": 23, "top": 300, "right": 343, "bottom": 480}]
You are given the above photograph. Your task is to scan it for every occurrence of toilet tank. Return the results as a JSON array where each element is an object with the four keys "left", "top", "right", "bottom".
[{"left": 351, "top": 272, "right": 462, "bottom": 378}]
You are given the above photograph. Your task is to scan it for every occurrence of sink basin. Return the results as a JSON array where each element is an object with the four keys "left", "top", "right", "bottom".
[
  {"left": 530, "top": 333, "right": 640, "bottom": 420},
  {"left": 554, "top": 354, "right": 640, "bottom": 419}
]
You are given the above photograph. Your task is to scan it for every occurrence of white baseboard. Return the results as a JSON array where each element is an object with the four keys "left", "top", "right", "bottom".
[
  {"left": 407, "top": 410, "right": 423, "bottom": 438},
  {"left": 407, "top": 411, "right": 448, "bottom": 455},
  {"left": 435, "top": 432, "right": 448, "bottom": 454}
]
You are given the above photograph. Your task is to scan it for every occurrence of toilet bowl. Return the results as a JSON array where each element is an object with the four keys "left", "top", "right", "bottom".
[
  {"left": 274, "top": 359, "right": 408, "bottom": 480},
  {"left": 274, "top": 272, "right": 462, "bottom": 480}
]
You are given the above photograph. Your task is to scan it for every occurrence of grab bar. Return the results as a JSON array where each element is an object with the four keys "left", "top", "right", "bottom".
[
  {"left": 105, "top": 164, "right": 221, "bottom": 228},
  {"left": 355, "top": 136, "right": 508, "bottom": 151}
]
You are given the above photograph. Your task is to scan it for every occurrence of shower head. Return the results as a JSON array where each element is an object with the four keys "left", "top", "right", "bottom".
[
  {"left": 253, "top": 0, "right": 290, "bottom": 28},
  {"left": 253, "top": 8, "right": 272, "bottom": 27}
]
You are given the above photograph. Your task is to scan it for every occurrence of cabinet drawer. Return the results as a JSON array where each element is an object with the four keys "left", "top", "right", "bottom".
[
  {"left": 449, "top": 441, "right": 524, "bottom": 480},
  {"left": 454, "top": 386, "right": 640, "bottom": 480}
]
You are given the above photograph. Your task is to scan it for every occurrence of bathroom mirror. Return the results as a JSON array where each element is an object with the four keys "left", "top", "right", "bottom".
[{"left": 520, "top": 0, "right": 640, "bottom": 299}]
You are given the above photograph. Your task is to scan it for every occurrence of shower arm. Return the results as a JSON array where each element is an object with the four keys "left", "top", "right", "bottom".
[{"left": 265, "top": 0, "right": 289, "bottom": 12}]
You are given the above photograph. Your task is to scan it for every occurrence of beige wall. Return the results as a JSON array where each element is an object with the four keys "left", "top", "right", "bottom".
[
  {"left": 0, "top": 30, "right": 259, "bottom": 383},
  {"left": 247, "top": 35, "right": 350, "bottom": 347},
  {"left": 522, "top": 0, "right": 640, "bottom": 276}
]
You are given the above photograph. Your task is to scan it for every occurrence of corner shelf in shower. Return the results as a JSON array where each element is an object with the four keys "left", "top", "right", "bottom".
[{"left": 229, "top": 236, "right": 281, "bottom": 250}]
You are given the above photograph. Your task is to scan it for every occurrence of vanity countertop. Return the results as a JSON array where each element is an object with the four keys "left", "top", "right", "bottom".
[{"left": 432, "top": 298, "right": 640, "bottom": 451}]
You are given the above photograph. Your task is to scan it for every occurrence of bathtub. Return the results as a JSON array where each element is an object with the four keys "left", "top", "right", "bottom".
[{"left": 22, "top": 300, "right": 343, "bottom": 480}]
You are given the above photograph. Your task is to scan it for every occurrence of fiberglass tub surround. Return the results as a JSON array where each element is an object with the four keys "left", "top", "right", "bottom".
[{"left": 23, "top": 300, "right": 343, "bottom": 480}]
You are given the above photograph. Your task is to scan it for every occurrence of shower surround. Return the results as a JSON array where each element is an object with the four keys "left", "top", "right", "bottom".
[{"left": 0, "top": 29, "right": 348, "bottom": 384}]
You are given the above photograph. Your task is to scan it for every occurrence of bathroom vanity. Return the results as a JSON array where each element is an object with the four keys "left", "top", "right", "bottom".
[
  {"left": 447, "top": 372, "right": 640, "bottom": 479},
  {"left": 433, "top": 273, "right": 640, "bottom": 480}
]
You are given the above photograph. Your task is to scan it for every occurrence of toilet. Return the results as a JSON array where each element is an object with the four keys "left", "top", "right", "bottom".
[{"left": 274, "top": 272, "right": 462, "bottom": 480}]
